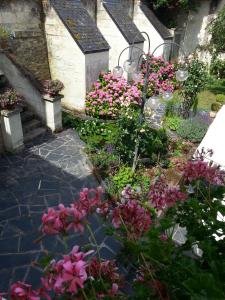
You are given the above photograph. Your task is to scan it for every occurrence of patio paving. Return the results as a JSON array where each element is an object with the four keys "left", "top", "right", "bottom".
[{"left": 0, "top": 129, "right": 120, "bottom": 292}]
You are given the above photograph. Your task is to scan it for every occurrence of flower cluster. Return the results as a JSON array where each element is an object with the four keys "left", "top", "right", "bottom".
[
  {"left": 41, "top": 187, "right": 103, "bottom": 235},
  {"left": 112, "top": 200, "right": 151, "bottom": 239},
  {"left": 182, "top": 160, "right": 225, "bottom": 185},
  {"left": 137, "top": 55, "right": 177, "bottom": 97},
  {"left": 42, "top": 79, "right": 64, "bottom": 97},
  {"left": 10, "top": 282, "right": 39, "bottom": 300},
  {"left": 88, "top": 257, "right": 122, "bottom": 298},
  {"left": 85, "top": 72, "right": 142, "bottom": 118},
  {"left": 0, "top": 88, "right": 23, "bottom": 110},
  {"left": 42, "top": 246, "right": 92, "bottom": 295},
  {"left": 148, "top": 176, "right": 187, "bottom": 209}
]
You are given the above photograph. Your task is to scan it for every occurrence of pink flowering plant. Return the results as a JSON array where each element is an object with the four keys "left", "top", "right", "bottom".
[
  {"left": 2, "top": 154, "right": 225, "bottom": 299},
  {"left": 85, "top": 72, "right": 142, "bottom": 118},
  {"left": 135, "top": 55, "right": 178, "bottom": 98}
]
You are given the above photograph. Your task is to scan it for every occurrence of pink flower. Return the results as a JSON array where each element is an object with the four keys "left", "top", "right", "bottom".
[
  {"left": 10, "top": 282, "right": 40, "bottom": 300},
  {"left": 182, "top": 160, "right": 225, "bottom": 185},
  {"left": 148, "top": 176, "right": 187, "bottom": 209},
  {"left": 112, "top": 200, "right": 151, "bottom": 239},
  {"left": 42, "top": 246, "right": 92, "bottom": 295}
]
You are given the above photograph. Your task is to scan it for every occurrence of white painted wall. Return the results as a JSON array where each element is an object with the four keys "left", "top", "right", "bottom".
[
  {"left": 196, "top": 105, "right": 225, "bottom": 169},
  {"left": 85, "top": 51, "right": 109, "bottom": 92},
  {"left": 0, "top": 53, "right": 45, "bottom": 120},
  {"left": 44, "top": 6, "right": 86, "bottom": 110},
  {"left": 97, "top": 1, "right": 130, "bottom": 72},
  {"left": 133, "top": 1, "right": 164, "bottom": 55},
  {"left": 96, "top": 1, "right": 144, "bottom": 78}
]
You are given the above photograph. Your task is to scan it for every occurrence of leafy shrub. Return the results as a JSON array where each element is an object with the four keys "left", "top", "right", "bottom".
[
  {"left": 116, "top": 109, "right": 169, "bottom": 166},
  {"left": 216, "top": 93, "right": 225, "bottom": 103},
  {"left": 42, "top": 79, "right": 64, "bottom": 96},
  {"left": 108, "top": 166, "right": 150, "bottom": 196},
  {"left": 85, "top": 72, "right": 141, "bottom": 119},
  {"left": 177, "top": 117, "right": 209, "bottom": 142},
  {"left": 211, "top": 102, "right": 221, "bottom": 112},
  {"left": 180, "top": 57, "right": 209, "bottom": 118},
  {"left": 165, "top": 98, "right": 180, "bottom": 117},
  {"left": 164, "top": 116, "right": 181, "bottom": 131},
  {"left": 0, "top": 88, "right": 23, "bottom": 110},
  {"left": 210, "top": 59, "right": 225, "bottom": 79}
]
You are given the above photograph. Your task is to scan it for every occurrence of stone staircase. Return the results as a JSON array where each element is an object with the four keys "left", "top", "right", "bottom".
[{"left": 21, "top": 107, "right": 47, "bottom": 143}]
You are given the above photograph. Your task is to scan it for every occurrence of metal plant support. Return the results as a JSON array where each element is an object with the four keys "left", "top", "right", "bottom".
[{"left": 113, "top": 32, "right": 189, "bottom": 171}]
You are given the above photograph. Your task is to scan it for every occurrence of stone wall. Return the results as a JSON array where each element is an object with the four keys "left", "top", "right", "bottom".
[
  {"left": 0, "top": 0, "right": 50, "bottom": 81},
  {"left": 0, "top": 53, "right": 45, "bottom": 121}
]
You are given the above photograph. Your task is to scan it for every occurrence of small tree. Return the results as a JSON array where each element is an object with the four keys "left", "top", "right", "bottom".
[{"left": 179, "top": 57, "right": 209, "bottom": 118}]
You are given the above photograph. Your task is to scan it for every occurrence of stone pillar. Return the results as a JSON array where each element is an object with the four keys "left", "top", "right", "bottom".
[
  {"left": 1, "top": 108, "right": 24, "bottom": 152},
  {"left": 43, "top": 94, "right": 63, "bottom": 132}
]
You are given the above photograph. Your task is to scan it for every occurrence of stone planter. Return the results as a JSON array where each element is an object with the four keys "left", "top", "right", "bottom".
[
  {"left": 43, "top": 94, "right": 63, "bottom": 132},
  {"left": 1, "top": 107, "right": 24, "bottom": 152}
]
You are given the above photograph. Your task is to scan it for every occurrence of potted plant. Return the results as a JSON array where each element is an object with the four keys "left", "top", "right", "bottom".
[
  {"left": 42, "top": 79, "right": 64, "bottom": 97},
  {"left": 0, "top": 88, "right": 23, "bottom": 110}
]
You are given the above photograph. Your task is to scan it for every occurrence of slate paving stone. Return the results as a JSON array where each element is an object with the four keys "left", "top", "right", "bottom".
[
  {"left": 99, "top": 246, "right": 116, "bottom": 260},
  {"left": 0, "top": 129, "right": 120, "bottom": 291},
  {"left": 11, "top": 266, "right": 28, "bottom": 284},
  {"left": 0, "top": 268, "right": 12, "bottom": 291},
  {"left": 0, "top": 237, "right": 19, "bottom": 253},
  {"left": 0, "top": 253, "right": 38, "bottom": 268},
  {"left": 19, "top": 232, "right": 41, "bottom": 252},
  {"left": 0, "top": 206, "right": 20, "bottom": 221}
]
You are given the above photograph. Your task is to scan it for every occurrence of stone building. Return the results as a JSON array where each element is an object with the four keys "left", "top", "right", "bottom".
[{"left": 0, "top": 0, "right": 173, "bottom": 111}]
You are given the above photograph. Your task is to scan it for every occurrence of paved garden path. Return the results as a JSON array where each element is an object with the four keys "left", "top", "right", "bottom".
[{"left": 0, "top": 129, "right": 120, "bottom": 292}]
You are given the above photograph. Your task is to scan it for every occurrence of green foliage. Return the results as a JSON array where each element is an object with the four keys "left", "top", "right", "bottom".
[
  {"left": 209, "top": 5, "right": 225, "bottom": 54},
  {"left": 62, "top": 112, "right": 118, "bottom": 147},
  {"left": 176, "top": 117, "right": 208, "bottom": 142},
  {"left": 215, "top": 93, "right": 225, "bottom": 103},
  {"left": 111, "top": 166, "right": 150, "bottom": 193},
  {"left": 210, "top": 59, "right": 225, "bottom": 79},
  {"left": 164, "top": 115, "right": 181, "bottom": 131},
  {"left": 165, "top": 97, "right": 180, "bottom": 117},
  {"left": 211, "top": 102, "right": 222, "bottom": 112},
  {"left": 150, "top": 0, "right": 199, "bottom": 10},
  {"left": 116, "top": 109, "right": 169, "bottom": 166},
  {"left": 180, "top": 57, "right": 209, "bottom": 118}
]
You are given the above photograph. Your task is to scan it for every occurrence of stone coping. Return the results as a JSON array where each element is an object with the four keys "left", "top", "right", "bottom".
[
  {"left": 1, "top": 107, "right": 22, "bottom": 117},
  {"left": 43, "top": 94, "right": 63, "bottom": 103}
]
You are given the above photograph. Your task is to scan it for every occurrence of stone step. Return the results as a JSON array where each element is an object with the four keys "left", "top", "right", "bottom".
[
  {"left": 23, "top": 119, "right": 42, "bottom": 134},
  {"left": 21, "top": 110, "right": 35, "bottom": 123},
  {"left": 24, "top": 127, "right": 47, "bottom": 143}
]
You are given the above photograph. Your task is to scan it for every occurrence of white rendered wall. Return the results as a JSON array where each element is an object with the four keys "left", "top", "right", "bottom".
[
  {"left": 85, "top": 51, "right": 109, "bottom": 92},
  {"left": 44, "top": 6, "right": 86, "bottom": 110},
  {"left": 133, "top": 1, "right": 164, "bottom": 55},
  {"left": 97, "top": 1, "right": 130, "bottom": 72},
  {"left": 197, "top": 105, "right": 225, "bottom": 169}
]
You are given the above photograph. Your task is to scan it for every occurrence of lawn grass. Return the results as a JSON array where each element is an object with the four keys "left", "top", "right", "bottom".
[{"left": 197, "top": 90, "right": 217, "bottom": 111}]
